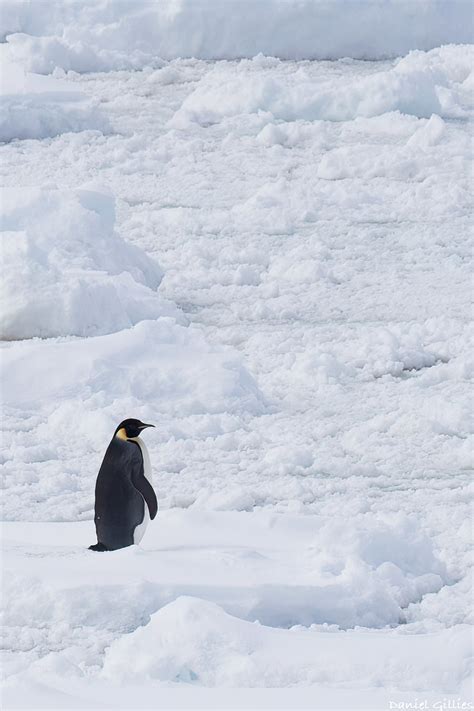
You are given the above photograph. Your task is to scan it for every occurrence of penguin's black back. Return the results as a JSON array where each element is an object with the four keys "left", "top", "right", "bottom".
[{"left": 93, "top": 437, "right": 146, "bottom": 551}]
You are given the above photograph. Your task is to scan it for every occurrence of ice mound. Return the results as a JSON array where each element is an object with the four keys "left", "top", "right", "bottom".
[
  {"left": 2, "top": 0, "right": 472, "bottom": 71},
  {"left": 101, "top": 595, "right": 470, "bottom": 689},
  {"left": 0, "top": 51, "right": 109, "bottom": 141},
  {"left": 172, "top": 45, "right": 473, "bottom": 126},
  {"left": 0, "top": 187, "right": 179, "bottom": 339},
  {"left": 1, "top": 319, "right": 262, "bottom": 418}
]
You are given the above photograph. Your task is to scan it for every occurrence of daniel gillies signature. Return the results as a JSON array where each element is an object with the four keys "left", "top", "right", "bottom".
[{"left": 388, "top": 700, "right": 473, "bottom": 711}]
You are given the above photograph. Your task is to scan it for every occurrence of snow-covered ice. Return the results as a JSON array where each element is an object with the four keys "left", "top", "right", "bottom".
[
  {"left": 0, "top": 14, "right": 472, "bottom": 711},
  {"left": 1, "top": 0, "right": 472, "bottom": 69},
  {"left": 1, "top": 513, "right": 471, "bottom": 704},
  {"left": 171, "top": 45, "right": 473, "bottom": 127},
  {"left": 0, "top": 186, "right": 180, "bottom": 339},
  {"left": 0, "top": 49, "right": 109, "bottom": 142}
]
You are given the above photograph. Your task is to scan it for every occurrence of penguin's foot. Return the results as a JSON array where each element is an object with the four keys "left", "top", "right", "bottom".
[{"left": 88, "top": 542, "right": 109, "bottom": 552}]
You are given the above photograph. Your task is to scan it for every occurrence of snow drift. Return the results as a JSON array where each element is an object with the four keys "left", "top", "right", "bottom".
[
  {"left": 0, "top": 50, "right": 109, "bottom": 141},
  {"left": 1, "top": 319, "right": 262, "bottom": 418},
  {"left": 1, "top": 0, "right": 473, "bottom": 72},
  {"left": 101, "top": 595, "right": 470, "bottom": 689},
  {"left": 1, "top": 509, "right": 450, "bottom": 647},
  {"left": 0, "top": 187, "right": 178, "bottom": 339},
  {"left": 171, "top": 45, "right": 474, "bottom": 127},
  {"left": 2, "top": 511, "right": 465, "bottom": 697}
]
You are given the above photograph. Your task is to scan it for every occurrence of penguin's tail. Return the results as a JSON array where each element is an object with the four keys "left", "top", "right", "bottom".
[{"left": 88, "top": 542, "right": 109, "bottom": 552}]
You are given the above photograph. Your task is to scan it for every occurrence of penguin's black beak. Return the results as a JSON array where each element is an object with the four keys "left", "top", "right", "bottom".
[{"left": 139, "top": 423, "right": 154, "bottom": 430}]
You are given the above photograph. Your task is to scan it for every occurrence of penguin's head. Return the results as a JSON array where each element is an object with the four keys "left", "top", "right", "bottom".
[{"left": 115, "top": 419, "right": 154, "bottom": 440}]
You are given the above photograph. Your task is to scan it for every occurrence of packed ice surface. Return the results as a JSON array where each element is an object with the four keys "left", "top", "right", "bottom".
[
  {"left": 1, "top": 41, "right": 473, "bottom": 710},
  {"left": 1, "top": 0, "right": 473, "bottom": 70},
  {"left": 0, "top": 49, "right": 109, "bottom": 141}
]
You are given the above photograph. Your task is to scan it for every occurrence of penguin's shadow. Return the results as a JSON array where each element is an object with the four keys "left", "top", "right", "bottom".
[{"left": 143, "top": 543, "right": 269, "bottom": 559}]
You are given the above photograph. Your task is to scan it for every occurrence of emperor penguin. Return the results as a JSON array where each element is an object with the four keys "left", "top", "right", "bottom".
[{"left": 89, "top": 418, "right": 158, "bottom": 552}]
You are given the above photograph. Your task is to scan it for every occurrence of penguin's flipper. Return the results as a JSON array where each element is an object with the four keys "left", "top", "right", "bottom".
[
  {"left": 128, "top": 441, "right": 158, "bottom": 520},
  {"left": 132, "top": 473, "right": 158, "bottom": 519},
  {"left": 89, "top": 542, "right": 109, "bottom": 552}
]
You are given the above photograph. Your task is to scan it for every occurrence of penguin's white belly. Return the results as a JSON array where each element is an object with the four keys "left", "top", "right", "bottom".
[
  {"left": 130, "top": 436, "right": 153, "bottom": 545},
  {"left": 133, "top": 505, "right": 149, "bottom": 544}
]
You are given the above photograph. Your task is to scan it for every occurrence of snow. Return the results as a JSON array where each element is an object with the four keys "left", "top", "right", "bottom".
[
  {"left": 0, "top": 50, "right": 109, "bottom": 142},
  {"left": 0, "top": 19, "right": 473, "bottom": 711},
  {"left": 0, "top": 513, "right": 468, "bottom": 698},
  {"left": 102, "top": 596, "right": 471, "bottom": 689},
  {"left": 172, "top": 45, "right": 473, "bottom": 128},
  {"left": 1, "top": 0, "right": 473, "bottom": 71},
  {"left": 2, "top": 511, "right": 450, "bottom": 632},
  {"left": 0, "top": 186, "right": 180, "bottom": 339},
  {"left": 1, "top": 318, "right": 263, "bottom": 524}
]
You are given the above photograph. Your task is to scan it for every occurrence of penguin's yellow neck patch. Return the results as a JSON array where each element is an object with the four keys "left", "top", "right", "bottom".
[{"left": 116, "top": 427, "right": 128, "bottom": 440}]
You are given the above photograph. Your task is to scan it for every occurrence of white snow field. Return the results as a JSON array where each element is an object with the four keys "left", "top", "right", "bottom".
[{"left": 0, "top": 8, "right": 473, "bottom": 710}]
